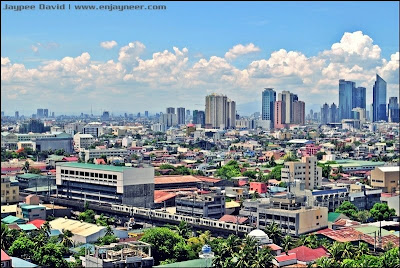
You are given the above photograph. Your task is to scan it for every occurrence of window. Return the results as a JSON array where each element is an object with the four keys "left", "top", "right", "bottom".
[
  {"left": 99, "top": 174, "right": 103, "bottom": 178},
  {"left": 95, "top": 173, "right": 98, "bottom": 178},
  {"left": 61, "top": 169, "right": 65, "bottom": 174},
  {"left": 80, "top": 171, "right": 84, "bottom": 176},
  {"left": 113, "top": 175, "right": 117, "bottom": 180},
  {"left": 91, "top": 173, "right": 94, "bottom": 177},
  {"left": 85, "top": 172, "right": 89, "bottom": 177}
]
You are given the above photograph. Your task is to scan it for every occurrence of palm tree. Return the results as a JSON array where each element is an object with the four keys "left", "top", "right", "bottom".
[
  {"left": 59, "top": 229, "right": 73, "bottom": 248},
  {"left": 328, "top": 242, "right": 344, "bottom": 262},
  {"left": 171, "top": 221, "right": 191, "bottom": 239},
  {"left": 105, "top": 225, "right": 114, "bottom": 236},
  {"left": 281, "top": 235, "right": 293, "bottom": 255},
  {"left": 315, "top": 257, "right": 338, "bottom": 268},
  {"left": 355, "top": 242, "right": 369, "bottom": 259},
  {"left": 252, "top": 247, "right": 274, "bottom": 268},
  {"left": 1, "top": 223, "right": 13, "bottom": 250},
  {"left": 40, "top": 221, "right": 51, "bottom": 237},
  {"left": 341, "top": 242, "right": 354, "bottom": 260},
  {"left": 264, "top": 223, "right": 283, "bottom": 245}
]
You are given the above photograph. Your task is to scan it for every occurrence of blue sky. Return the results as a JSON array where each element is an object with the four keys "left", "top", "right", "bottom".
[{"left": 1, "top": 1, "right": 399, "bottom": 116}]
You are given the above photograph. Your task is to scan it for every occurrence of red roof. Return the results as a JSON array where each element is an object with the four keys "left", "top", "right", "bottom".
[
  {"left": 1, "top": 250, "right": 11, "bottom": 261},
  {"left": 62, "top": 157, "right": 78, "bottom": 162},
  {"left": 218, "top": 215, "right": 248, "bottom": 224},
  {"left": 95, "top": 159, "right": 106, "bottom": 165},
  {"left": 268, "top": 244, "right": 283, "bottom": 251},
  {"left": 195, "top": 176, "right": 221, "bottom": 183},
  {"left": 154, "top": 190, "right": 177, "bottom": 203},
  {"left": 333, "top": 219, "right": 360, "bottom": 227},
  {"left": 275, "top": 253, "right": 297, "bottom": 262},
  {"left": 155, "top": 175, "right": 201, "bottom": 184},
  {"left": 287, "top": 246, "right": 329, "bottom": 262},
  {"left": 28, "top": 219, "right": 46, "bottom": 229}
]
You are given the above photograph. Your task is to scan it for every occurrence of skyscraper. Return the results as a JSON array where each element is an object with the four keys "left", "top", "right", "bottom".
[
  {"left": 278, "top": 91, "right": 292, "bottom": 124},
  {"left": 37, "top": 108, "right": 44, "bottom": 118},
  {"left": 388, "top": 97, "right": 399, "bottom": 123},
  {"left": 339, "top": 79, "right": 355, "bottom": 120},
  {"left": 205, "top": 93, "right": 236, "bottom": 129},
  {"left": 15, "top": 111, "right": 19, "bottom": 119},
  {"left": 43, "top": 109, "right": 49, "bottom": 118},
  {"left": 145, "top": 111, "right": 149, "bottom": 117},
  {"left": 329, "top": 103, "right": 338, "bottom": 123},
  {"left": 197, "top": 111, "right": 205, "bottom": 127},
  {"left": 227, "top": 99, "right": 236, "bottom": 129},
  {"left": 177, "top": 107, "right": 186, "bottom": 125},
  {"left": 352, "top": 87, "right": 366, "bottom": 109},
  {"left": 321, "top": 103, "right": 330, "bottom": 125},
  {"left": 166, "top": 107, "right": 175, "bottom": 114},
  {"left": 262, "top": 88, "right": 276, "bottom": 128},
  {"left": 274, "top": 101, "right": 285, "bottom": 129},
  {"left": 293, "top": 101, "right": 305, "bottom": 125},
  {"left": 373, "top": 74, "right": 387, "bottom": 122}
]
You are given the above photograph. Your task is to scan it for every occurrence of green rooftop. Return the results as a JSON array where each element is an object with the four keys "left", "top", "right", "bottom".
[
  {"left": 20, "top": 204, "right": 46, "bottom": 210},
  {"left": 354, "top": 226, "right": 396, "bottom": 237},
  {"left": 1, "top": 215, "right": 26, "bottom": 224},
  {"left": 18, "top": 224, "right": 38, "bottom": 231},
  {"left": 16, "top": 173, "right": 42, "bottom": 179},
  {"left": 329, "top": 160, "right": 385, "bottom": 168},
  {"left": 328, "top": 212, "right": 342, "bottom": 222},
  {"left": 155, "top": 258, "right": 211, "bottom": 268},
  {"left": 58, "top": 162, "right": 130, "bottom": 172}
]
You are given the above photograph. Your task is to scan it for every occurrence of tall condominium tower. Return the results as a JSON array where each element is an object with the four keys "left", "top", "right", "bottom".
[
  {"left": 321, "top": 103, "right": 330, "bottom": 125},
  {"left": 205, "top": 94, "right": 236, "bottom": 129},
  {"left": 177, "top": 107, "right": 186, "bottom": 125},
  {"left": 373, "top": 74, "right": 387, "bottom": 122},
  {"left": 293, "top": 101, "right": 305, "bottom": 125},
  {"left": 329, "top": 103, "right": 338, "bottom": 123},
  {"left": 262, "top": 88, "right": 276, "bottom": 128},
  {"left": 388, "top": 97, "right": 399, "bottom": 123},
  {"left": 166, "top": 107, "right": 175, "bottom": 114},
  {"left": 339, "top": 79, "right": 355, "bottom": 120}
]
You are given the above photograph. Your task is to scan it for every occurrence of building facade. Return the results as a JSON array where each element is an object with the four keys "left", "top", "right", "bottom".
[
  {"left": 1, "top": 177, "right": 19, "bottom": 204},
  {"left": 370, "top": 166, "right": 399, "bottom": 193},
  {"left": 205, "top": 94, "right": 236, "bottom": 129},
  {"left": 177, "top": 107, "right": 186, "bottom": 125},
  {"left": 281, "top": 156, "right": 322, "bottom": 190},
  {"left": 176, "top": 193, "right": 225, "bottom": 219},
  {"left": 56, "top": 163, "right": 154, "bottom": 207},
  {"left": 262, "top": 88, "right": 276, "bottom": 128},
  {"left": 339, "top": 79, "right": 355, "bottom": 120},
  {"left": 372, "top": 74, "right": 387, "bottom": 122}
]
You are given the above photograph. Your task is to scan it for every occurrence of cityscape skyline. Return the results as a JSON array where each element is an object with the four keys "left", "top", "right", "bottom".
[{"left": 1, "top": 2, "right": 399, "bottom": 115}]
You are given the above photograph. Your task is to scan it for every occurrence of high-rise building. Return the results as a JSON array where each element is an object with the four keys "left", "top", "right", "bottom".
[
  {"left": 37, "top": 108, "right": 44, "bottom": 118},
  {"left": 52, "top": 112, "right": 55, "bottom": 118},
  {"left": 193, "top": 110, "right": 205, "bottom": 127},
  {"left": 352, "top": 108, "right": 366, "bottom": 124},
  {"left": 321, "top": 103, "right": 330, "bottom": 125},
  {"left": 373, "top": 74, "right": 387, "bottom": 122},
  {"left": 352, "top": 87, "right": 366, "bottom": 109},
  {"left": 388, "top": 97, "right": 399, "bottom": 123},
  {"left": 274, "top": 101, "right": 286, "bottom": 129},
  {"left": 278, "top": 91, "right": 292, "bottom": 124},
  {"left": 205, "top": 94, "right": 236, "bottom": 129},
  {"left": 339, "top": 79, "right": 355, "bottom": 120},
  {"left": 186, "top": 110, "right": 191, "bottom": 117},
  {"left": 102, "top": 111, "right": 110, "bottom": 121},
  {"left": 160, "top": 113, "right": 177, "bottom": 127},
  {"left": 262, "top": 88, "right": 276, "bottom": 128},
  {"left": 15, "top": 111, "right": 19, "bottom": 119},
  {"left": 281, "top": 156, "right": 322, "bottom": 190},
  {"left": 145, "top": 111, "right": 149, "bottom": 117},
  {"left": 177, "top": 107, "right": 186, "bottom": 125},
  {"left": 166, "top": 107, "right": 175, "bottom": 114},
  {"left": 43, "top": 109, "right": 49, "bottom": 118},
  {"left": 329, "top": 103, "right": 338, "bottom": 123},
  {"left": 293, "top": 101, "right": 305, "bottom": 125}
]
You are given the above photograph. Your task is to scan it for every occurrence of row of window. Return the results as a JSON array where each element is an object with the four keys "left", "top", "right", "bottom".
[{"left": 61, "top": 169, "right": 117, "bottom": 180}]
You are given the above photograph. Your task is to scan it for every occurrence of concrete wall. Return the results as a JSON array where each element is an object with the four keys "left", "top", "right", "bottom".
[
  {"left": 122, "top": 183, "right": 154, "bottom": 208},
  {"left": 298, "top": 207, "right": 328, "bottom": 235}
]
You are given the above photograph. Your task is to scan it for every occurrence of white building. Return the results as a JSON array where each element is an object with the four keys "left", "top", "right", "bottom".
[
  {"left": 83, "top": 122, "right": 103, "bottom": 138},
  {"left": 80, "top": 148, "right": 128, "bottom": 162},
  {"left": 50, "top": 218, "right": 106, "bottom": 244},
  {"left": 73, "top": 133, "right": 94, "bottom": 152},
  {"left": 56, "top": 162, "right": 154, "bottom": 207}
]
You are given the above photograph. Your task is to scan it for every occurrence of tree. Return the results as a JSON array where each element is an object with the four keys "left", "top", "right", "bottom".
[
  {"left": 23, "top": 160, "right": 30, "bottom": 173},
  {"left": 96, "top": 214, "right": 108, "bottom": 226},
  {"left": 140, "top": 227, "right": 188, "bottom": 265},
  {"left": 328, "top": 242, "right": 344, "bottom": 262},
  {"left": 314, "top": 257, "right": 339, "bottom": 268},
  {"left": 97, "top": 234, "right": 118, "bottom": 245},
  {"left": 40, "top": 221, "right": 51, "bottom": 238},
  {"left": 264, "top": 223, "right": 283, "bottom": 245},
  {"left": 370, "top": 203, "right": 396, "bottom": 237},
  {"left": 335, "top": 201, "right": 358, "bottom": 218},
  {"left": 169, "top": 221, "right": 192, "bottom": 239},
  {"left": 78, "top": 209, "right": 96, "bottom": 223},
  {"left": 215, "top": 160, "right": 241, "bottom": 180},
  {"left": 28, "top": 167, "right": 42, "bottom": 174},
  {"left": 1, "top": 223, "right": 17, "bottom": 250},
  {"left": 59, "top": 229, "right": 74, "bottom": 248},
  {"left": 354, "top": 210, "right": 371, "bottom": 223},
  {"left": 322, "top": 165, "right": 332, "bottom": 178},
  {"left": 242, "top": 170, "right": 257, "bottom": 180},
  {"left": 105, "top": 225, "right": 114, "bottom": 236},
  {"left": 316, "top": 151, "right": 327, "bottom": 160},
  {"left": 267, "top": 165, "right": 283, "bottom": 180},
  {"left": 281, "top": 235, "right": 293, "bottom": 255},
  {"left": 381, "top": 247, "right": 400, "bottom": 268},
  {"left": 32, "top": 242, "right": 69, "bottom": 268},
  {"left": 8, "top": 233, "right": 35, "bottom": 258},
  {"left": 268, "top": 156, "right": 276, "bottom": 167},
  {"left": 252, "top": 247, "right": 274, "bottom": 268}
]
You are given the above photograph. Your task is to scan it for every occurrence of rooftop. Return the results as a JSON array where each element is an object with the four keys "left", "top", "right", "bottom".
[
  {"left": 57, "top": 162, "right": 130, "bottom": 172},
  {"left": 1, "top": 249, "right": 11, "bottom": 262},
  {"left": 377, "top": 166, "right": 400, "bottom": 172},
  {"left": 50, "top": 218, "right": 106, "bottom": 237},
  {"left": 287, "top": 246, "right": 329, "bottom": 262},
  {"left": 10, "top": 257, "right": 38, "bottom": 268},
  {"left": 155, "top": 175, "right": 201, "bottom": 184}
]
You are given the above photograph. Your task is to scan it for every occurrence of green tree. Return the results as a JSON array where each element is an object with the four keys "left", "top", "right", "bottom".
[
  {"left": 322, "top": 165, "right": 332, "bottom": 178},
  {"left": 267, "top": 165, "right": 283, "bottom": 180},
  {"left": 1, "top": 223, "right": 19, "bottom": 250},
  {"left": 281, "top": 235, "right": 293, "bottom": 255},
  {"left": 268, "top": 156, "right": 276, "bottom": 167},
  {"left": 140, "top": 227, "right": 188, "bottom": 265},
  {"left": 315, "top": 257, "right": 340, "bottom": 268},
  {"left": 96, "top": 234, "right": 118, "bottom": 245},
  {"left": 264, "top": 223, "right": 283, "bottom": 245},
  {"left": 159, "top": 164, "right": 176, "bottom": 170},
  {"left": 316, "top": 151, "right": 327, "bottom": 160},
  {"left": 169, "top": 221, "right": 192, "bottom": 239},
  {"left": 215, "top": 160, "right": 241, "bottom": 180},
  {"left": 335, "top": 201, "right": 358, "bottom": 218},
  {"left": 354, "top": 210, "right": 371, "bottom": 223},
  {"left": 105, "top": 225, "right": 114, "bottom": 236},
  {"left": 59, "top": 229, "right": 74, "bottom": 248},
  {"left": 96, "top": 214, "right": 108, "bottom": 226},
  {"left": 8, "top": 233, "right": 35, "bottom": 258},
  {"left": 370, "top": 203, "right": 396, "bottom": 222},
  {"left": 78, "top": 209, "right": 96, "bottom": 223},
  {"left": 252, "top": 247, "right": 274, "bottom": 268},
  {"left": 242, "top": 170, "right": 257, "bottom": 180},
  {"left": 32, "top": 242, "right": 69, "bottom": 268},
  {"left": 381, "top": 247, "right": 400, "bottom": 268}
]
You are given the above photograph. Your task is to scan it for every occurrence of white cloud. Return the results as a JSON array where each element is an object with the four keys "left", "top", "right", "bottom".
[
  {"left": 118, "top": 41, "right": 146, "bottom": 63},
  {"left": 225, "top": 43, "right": 260, "bottom": 60},
  {"left": 1, "top": 31, "right": 398, "bottom": 114},
  {"left": 100, "top": 40, "right": 118, "bottom": 49}
]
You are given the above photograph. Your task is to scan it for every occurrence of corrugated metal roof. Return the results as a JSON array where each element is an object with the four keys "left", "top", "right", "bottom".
[{"left": 50, "top": 218, "right": 105, "bottom": 237}]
